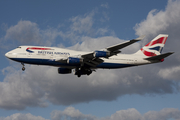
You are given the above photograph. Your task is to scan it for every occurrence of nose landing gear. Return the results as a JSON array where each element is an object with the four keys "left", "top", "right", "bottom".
[{"left": 21, "top": 63, "right": 25, "bottom": 71}]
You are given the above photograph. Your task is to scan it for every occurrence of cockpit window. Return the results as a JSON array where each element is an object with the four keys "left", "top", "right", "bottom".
[{"left": 17, "top": 47, "right": 21, "bottom": 48}]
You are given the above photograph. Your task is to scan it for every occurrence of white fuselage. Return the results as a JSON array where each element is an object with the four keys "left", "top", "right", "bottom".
[{"left": 5, "top": 46, "right": 154, "bottom": 69}]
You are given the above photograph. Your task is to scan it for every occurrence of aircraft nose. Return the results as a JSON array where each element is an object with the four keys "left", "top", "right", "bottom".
[
  {"left": 5, "top": 52, "right": 9, "bottom": 58},
  {"left": 5, "top": 52, "right": 12, "bottom": 58}
]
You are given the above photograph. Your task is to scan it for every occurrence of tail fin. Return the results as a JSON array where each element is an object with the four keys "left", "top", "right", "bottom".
[{"left": 135, "top": 34, "right": 168, "bottom": 56}]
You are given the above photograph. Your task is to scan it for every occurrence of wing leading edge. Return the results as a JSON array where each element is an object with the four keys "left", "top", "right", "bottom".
[{"left": 106, "top": 35, "right": 145, "bottom": 52}]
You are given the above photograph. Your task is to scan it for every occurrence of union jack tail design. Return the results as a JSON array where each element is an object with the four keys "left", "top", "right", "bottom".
[{"left": 135, "top": 34, "right": 168, "bottom": 57}]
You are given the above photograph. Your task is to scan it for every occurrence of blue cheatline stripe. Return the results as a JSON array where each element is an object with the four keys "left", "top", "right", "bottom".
[
  {"left": 26, "top": 49, "right": 34, "bottom": 53},
  {"left": 10, "top": 58, "right": 135, "bottom": 69},
  {"left": 149, "top": 46, "right": 161, "bottom": 52}
]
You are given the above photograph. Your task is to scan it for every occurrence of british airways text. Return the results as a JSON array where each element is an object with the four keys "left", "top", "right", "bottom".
[{"left": 38, "top": 51, "right": 70, "bottom": 55}]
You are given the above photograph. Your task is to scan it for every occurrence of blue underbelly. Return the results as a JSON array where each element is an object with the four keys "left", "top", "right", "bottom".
[{"left": 10, "top": 58, "right": 135, "bottom": 69}]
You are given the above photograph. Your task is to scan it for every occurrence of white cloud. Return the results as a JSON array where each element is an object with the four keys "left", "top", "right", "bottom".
[
  {"left": 70, "top": 11, "right": 95, "bottom": 35},
  {"left": 143, "top": 108, "right": 180, "bottom": 120},
  {"left": 134, "top": 0, "right": 180, "bottom": 81},
  {"left": 158, "top": 66, "right": 180, "bottom": 80},
  {"left": 1, "top": 0, "right": 180, "bottom": 110},
  {"left": 2, "top": 20, "right": 63, "bottom": 47},
  {"left": 4, "top": 20, "right": 42, "bottom": 45},
  {"left": 1, "top": 5, "right": 113, "bottom": 48},
  {"left": 51, "top": 106, "right": 96, "bottom": 120},
  {"left": 50, "top": 107, "right": 180, "bottom": 120},
  {"left": 135, "top": 0, "right": 180, "bottom": 37},
  {"left": 0, "top": 66, "right": 48, "bottom": 110},
  {"left": 0, "top": 113, "right": 49, "bottom": 120},
  {"left": 101, "top": 3, "right": 109, "bottom": 9},
  {"left": 1, "top": 107, "right": 180, "bottom": 120},
  {"left": 106, "top": 108, "right": 142, "bottom": 120}
]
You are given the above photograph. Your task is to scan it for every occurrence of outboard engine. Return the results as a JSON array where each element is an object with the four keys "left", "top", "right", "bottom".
[
  {"left": 93, "top": 51, "right": 110, "bottom": 58},
  {"left": 67, "top": 57, "right": 83, "bottom": 64}
]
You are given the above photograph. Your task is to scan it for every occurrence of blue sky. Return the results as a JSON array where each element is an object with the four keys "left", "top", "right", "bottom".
[{"left": 1, "top": 0, "right": 180, "bottom": 120}]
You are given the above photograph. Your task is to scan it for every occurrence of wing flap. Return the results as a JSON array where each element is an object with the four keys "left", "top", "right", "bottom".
[{"left": 84, "top": 58, "right": 104, "bottom": 67}]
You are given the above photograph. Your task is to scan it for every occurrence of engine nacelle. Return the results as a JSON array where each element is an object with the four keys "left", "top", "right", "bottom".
[
  {"left": 93, "top": 51, "right": 110, "bottom": 58},
  {"left": 58, "top": 68, "right": 71, "bottom": 74},
  {"left": 67, "top": 57, "right": 83, "bottom": 64}
]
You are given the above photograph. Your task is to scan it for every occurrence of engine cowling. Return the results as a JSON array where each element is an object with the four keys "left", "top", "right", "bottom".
[
  {"left": 93, "top": 51, "right": 110, "bottom": 58},
  {"left": 58, "top": 68, "right": 71, "bottom": 74},
  {"left": 67, "top": 57, "right": 83, "bottom": 64}
]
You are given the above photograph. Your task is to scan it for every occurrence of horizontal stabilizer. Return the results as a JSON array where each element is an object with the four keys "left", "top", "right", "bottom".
[{"left": 144, "top": 52, "right": 174, "bottom": 60}]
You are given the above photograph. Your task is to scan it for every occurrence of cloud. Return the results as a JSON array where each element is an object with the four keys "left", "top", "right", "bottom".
[
  {"left": 70, "top": 11, "right": 95, "bottom": 35},
  {"left": 143, "top": 108, "right": 180, "bottom": 120},
  {"left": 51, "top": 107, "right": 180, "bottom": 120},
  {"left": 60, "top": 9, "right": 112, "bottom": 43},
  {"left": 4, "top": 20, "right": 42, "bottom": 45},
  {"left": 101, "top": 3, "right": 109, "bottom": 9},
  {"left": 51, "top": 106, "right": 96, "bottom": 120},
  {"left": 134, "top": 0, "right": 180, "bottom": 81},
  {"left": 1, "top": 0, "right": 180, "bottom": 110},
  {"left": 134, "top": 0, "right": 180, "bottom": 37},
  {"left": 0, "top": 113, "right": 49, "bottom": 120},
  {"left": 158, "top": 65, "right": 180, "bottom": 80},
  {"left": 0, "top": 66, "right": 48, "bottom": 110},
  {"left": 2, "top": 20, "right": 63, "bottom": 48},
  {"left": 1, "top": 107, "right": 180, "bottom": 120},
  {"left": 1, "top": 5, "right": 113, "bottom": 48}
]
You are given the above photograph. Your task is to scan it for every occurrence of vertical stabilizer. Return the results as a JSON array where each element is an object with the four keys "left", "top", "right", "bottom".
[{"left": 135, "top": 34, "right": 168, "bottom": 57}]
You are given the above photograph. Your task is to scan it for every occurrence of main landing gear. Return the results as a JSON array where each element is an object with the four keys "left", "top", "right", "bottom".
[
  {"left": 21, "top": 63, "right": 25, "bottom": 71},
  {"left": 75, "top": 67, "right": 92, "bottom": 77}
]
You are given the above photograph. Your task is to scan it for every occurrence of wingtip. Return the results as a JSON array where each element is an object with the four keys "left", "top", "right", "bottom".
[
  {"left": 135, "top": 35, "right": 146, "bottom": 40},
  {"left": 169, "top": 52, "right": 175, "bottom": 55}
]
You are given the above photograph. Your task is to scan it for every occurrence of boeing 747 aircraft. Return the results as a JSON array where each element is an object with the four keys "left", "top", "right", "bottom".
[{"left": 5, "top": 34, "right": 173, "bottom": 77}]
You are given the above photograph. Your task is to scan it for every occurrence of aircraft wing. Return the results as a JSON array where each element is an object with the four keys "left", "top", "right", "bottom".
[
  {"left": 81, "top": 35, "right": 145, "bottom": 59},
  {"left": 106, "top": 35, "right": 145, "bottom": 52},
  {"left": 80, "top": 36, "right": 145, "bottom": 67}
]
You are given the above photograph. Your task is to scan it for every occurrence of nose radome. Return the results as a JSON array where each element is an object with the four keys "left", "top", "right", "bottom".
[
  {"left": 5, "top": 52, "right": 8, "bottom": 57},
  {"left": 5, "top": 52, "right": 10, "bottom": 58}
]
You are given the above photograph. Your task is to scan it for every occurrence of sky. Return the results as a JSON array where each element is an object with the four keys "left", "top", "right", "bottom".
[{"left": 0, "top": 0, "right": 180, "bottom": 120}]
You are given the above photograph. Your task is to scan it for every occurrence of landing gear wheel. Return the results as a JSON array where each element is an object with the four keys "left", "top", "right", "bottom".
[
  {"left": 21, "top": 63, "right": 25, "bottom": 71},
  {"left": 22, "top": 67, "right": 25, "bottom": 71},
  {"left": 77, "top": 74, "right": 81, "bottom": 77}
]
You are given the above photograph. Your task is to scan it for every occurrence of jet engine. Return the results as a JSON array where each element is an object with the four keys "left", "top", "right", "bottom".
[
  {"left": 58, "top": 68, "right": 71, "bottom": 74},
  {"left": 67, "top": 57, "right": 83, "bottom": 64},
  {"left": 93, "top": 51, "right": 110, "bottom": 58}
]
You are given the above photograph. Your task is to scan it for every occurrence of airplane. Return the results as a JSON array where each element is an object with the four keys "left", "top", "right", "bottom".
[{"left": 5, "top": 34, "right": 174, "bottom": 77}]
